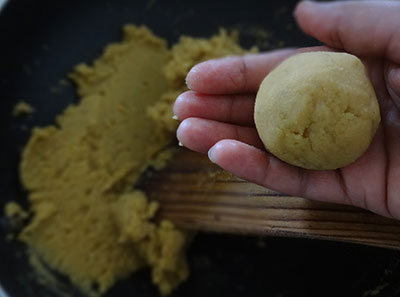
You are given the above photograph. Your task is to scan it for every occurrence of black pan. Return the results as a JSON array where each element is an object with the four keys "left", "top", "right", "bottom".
[{"left": 1, "top": 0, "right": 400, "bottom": 296}]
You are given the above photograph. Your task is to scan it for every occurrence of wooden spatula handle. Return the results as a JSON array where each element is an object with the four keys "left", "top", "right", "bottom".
[{"left": 142, "top": 149, "right": 400, "bottom": 250}]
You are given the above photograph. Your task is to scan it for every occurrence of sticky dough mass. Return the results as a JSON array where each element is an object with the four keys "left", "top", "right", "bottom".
[
  {"left": 254, "top": 51, "right": 381, "bottom": 170},
  {"left": 16, "top": 25, "right": 249, "bottom": 296}
]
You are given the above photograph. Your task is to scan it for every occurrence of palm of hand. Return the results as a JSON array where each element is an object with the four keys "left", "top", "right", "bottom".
[{"left": 336, "top": 57, "right": 400, "bottom": 219}]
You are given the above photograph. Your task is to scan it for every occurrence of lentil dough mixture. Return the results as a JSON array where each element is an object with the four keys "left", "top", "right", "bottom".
[{"left": 11, "top": 25, "right": 248, "bottom": 296}]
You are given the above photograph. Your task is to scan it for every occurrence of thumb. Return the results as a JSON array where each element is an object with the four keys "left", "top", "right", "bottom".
[{"left": 294, "top": 1, "right": 400, "bottom": 65}]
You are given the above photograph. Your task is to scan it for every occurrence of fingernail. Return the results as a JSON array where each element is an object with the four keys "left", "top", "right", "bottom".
[
  {"left": 178, "top": 141, "right": 183, "bottom": 147},
  {"left": 186, "top": 64, "right": 200, "bottom": 89},
  {"left": 301, "top": 0, "right": 318, "bottom": 6},
  {"left": 185, "top": 76, "right": 191, "bottom": 90},
  {"left": 294, "top": 0, "right": 317, "bottom": 17},
  {"left": 173, "top": 93, "right": 184, "bottom": 119},
  {"left": 208, "top": 145, "right": 215, "bottom": 163}
]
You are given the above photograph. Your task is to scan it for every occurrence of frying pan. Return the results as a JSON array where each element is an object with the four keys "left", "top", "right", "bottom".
[{"left": 1, "top": 0, "right": 400, "bottom": 296}]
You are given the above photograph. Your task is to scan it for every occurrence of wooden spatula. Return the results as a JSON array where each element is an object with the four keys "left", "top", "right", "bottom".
[{"left": 142, "top": 148, "right": 400, "bottom": 250}]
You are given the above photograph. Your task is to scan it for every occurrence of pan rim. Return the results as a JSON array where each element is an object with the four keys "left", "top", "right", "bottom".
[
  {"left": 0, "top": 5, "right": 15, "bottom": 297},
  {"left": 0, "top": 285, "right": 9, "bottom": 297},
  {"left": 0, "top": 0, "right": 8, "bottom": 12}
]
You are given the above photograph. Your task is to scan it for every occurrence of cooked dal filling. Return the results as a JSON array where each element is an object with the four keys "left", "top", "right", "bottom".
[{"left": 10, "top": 25, "right": 249, "bottom": 296}]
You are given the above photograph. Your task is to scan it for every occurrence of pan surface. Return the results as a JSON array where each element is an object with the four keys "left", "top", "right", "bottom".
[{"left": 1, "top": 0, "right": 400, "bottom": 296}]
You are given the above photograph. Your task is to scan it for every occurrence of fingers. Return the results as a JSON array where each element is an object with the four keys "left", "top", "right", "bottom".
[
  {"left": 207, "top": 139, "right": 352, "bottom": 206},
  {"left": 176, "top": 118, "right": 263, "bottom": 154},
  {"left": 295, "top": 0, "right": 400, "bottom": 64},
  {"left": 186, "top": 49, "right": 296, "bottom": 94},
  {"left": 173, "top": 91, "right": 256, "bottom": 126}
]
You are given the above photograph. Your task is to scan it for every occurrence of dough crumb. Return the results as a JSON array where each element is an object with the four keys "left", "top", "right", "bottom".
[
  {"left": 13, "top": 101, "right": 35, "bottom": 116},
  {"left": 3, "top": 202, "right": 29, "bottom": 240},
  {"left": 4, "top": 201, "right": 28, "bottom": 220}
]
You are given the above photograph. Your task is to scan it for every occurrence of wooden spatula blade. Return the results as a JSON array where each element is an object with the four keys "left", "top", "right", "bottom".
[{"left": 142, "top": 148, "right": 400, "bottom": 250}]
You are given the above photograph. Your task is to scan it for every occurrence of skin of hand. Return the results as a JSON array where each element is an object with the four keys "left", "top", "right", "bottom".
[{"left": 173, "top": 1, "right": 400, "bottom": 220}]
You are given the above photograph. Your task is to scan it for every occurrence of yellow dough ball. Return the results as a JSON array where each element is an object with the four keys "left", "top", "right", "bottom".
[{"left": 254, "top": 51, "right": 380, "bottom": 170}]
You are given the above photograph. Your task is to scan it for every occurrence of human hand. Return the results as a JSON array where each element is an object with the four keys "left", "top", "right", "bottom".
[{"left": 173, "top": 1, "right": 400, "bottom": 219}]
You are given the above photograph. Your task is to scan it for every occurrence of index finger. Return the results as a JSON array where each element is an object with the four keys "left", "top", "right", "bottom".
[
  {"left": 186, "top": 49, "right": 296, "bottom": 94},
  {"left": 186, "top": 46, "right": 330, "bottom": 95}
]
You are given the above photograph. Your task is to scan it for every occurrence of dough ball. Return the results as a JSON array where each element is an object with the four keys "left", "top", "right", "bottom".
[{"left": 254, "top": 52, "right": 380, "bottom": 170}]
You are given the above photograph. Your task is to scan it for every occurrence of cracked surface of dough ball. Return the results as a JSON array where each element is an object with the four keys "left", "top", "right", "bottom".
[{"left": 254, "top": 52, "right": 380, "bottom": 170}]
